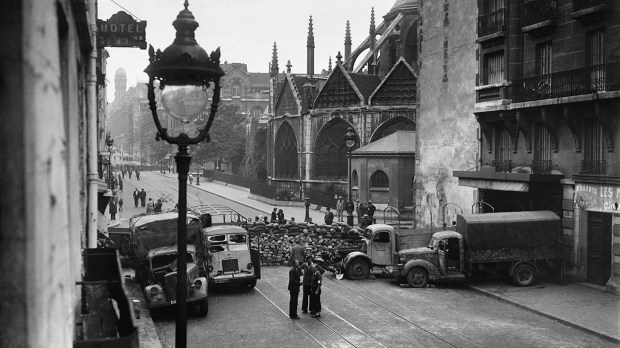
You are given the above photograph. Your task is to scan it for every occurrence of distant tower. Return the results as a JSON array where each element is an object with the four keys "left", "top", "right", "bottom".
[
  {"left": 328, "top": 56, "right": 332, "bottom": 74},
  {"left": 369, "top": 8, "right": 376, "bottom": 75},
  {"left": 270, "top": 42, "right": 279, "bottom": 79},
  {"left": 114, "top": 68, "right": 127, "bottom": 101},
  {"left": 307, "top": 15, "right": 315, "bottom": 76},
  {"left": 344, "top": 20, "right": 352, "bottom": 71},
  {"left": 286, "top": 60, "right": 292, "bottom": 74}
]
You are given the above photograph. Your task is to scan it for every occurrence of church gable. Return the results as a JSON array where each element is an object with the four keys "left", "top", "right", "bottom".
[
  {"left": 313, "top": 66, "right": 362, "bottom": 109},
  {"left": 275, "top": 79, "right": 299, "bottom": 116},
  {"left": 370, "top": 59, "right": 417, "bottom": 107}
]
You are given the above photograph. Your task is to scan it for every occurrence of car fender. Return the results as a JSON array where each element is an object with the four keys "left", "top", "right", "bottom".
[
  {"left": 144, "top": 284, "right": 166, "bottom": 305},
  {"left": 190, "top": 276, "right": 208, "bottom": 298},
  {"left": 402, "top": 259, "right": 441, "bottom": 281},
  {"left": 342, "top": 251, "right": 371, "bottom": 270}
]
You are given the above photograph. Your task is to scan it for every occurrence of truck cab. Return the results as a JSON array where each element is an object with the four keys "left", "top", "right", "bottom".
[{"left": 341, "top": 224, "right": 401, "bottom": 279}]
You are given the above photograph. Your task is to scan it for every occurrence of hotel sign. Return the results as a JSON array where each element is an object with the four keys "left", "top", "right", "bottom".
[
  {"left": 97, "top": 11, "right": 147, "bottom": 49},
  {"left": 574, "top": 183, "right": 620, "bottom": 211}
]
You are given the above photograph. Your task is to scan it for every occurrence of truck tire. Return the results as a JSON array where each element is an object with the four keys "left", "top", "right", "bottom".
[
  {"left": 512, "top": 264, "right": 536, "bottom": 287},
  {"left": 346, "top": 259, "right": 370, "bottom": 280},
  {"left": 406, "top": 267, "right": 429, "bottom": 288},
  {"left": 198, "top": 299, "right": 209, "bottom": 316},
  {"left": 245, "top": 279, "right": 257, "bottom": 290}
]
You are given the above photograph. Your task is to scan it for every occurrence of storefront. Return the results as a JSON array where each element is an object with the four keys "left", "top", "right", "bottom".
[{"left": 572, "top": 176, "right": 620, "bottom": 294}]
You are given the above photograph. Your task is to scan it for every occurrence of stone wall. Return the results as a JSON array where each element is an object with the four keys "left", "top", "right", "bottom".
[{"left": 245, "top": 221, "right": 366, "bottom": 266}]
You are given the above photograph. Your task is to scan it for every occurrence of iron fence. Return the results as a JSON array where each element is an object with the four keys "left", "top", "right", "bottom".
[
  {"left": 523, "top": 0, "right": 557, "bottom": 27},
  {"left": 492, "top": 159, "right": 513, "bottom": 173},
  {"left": 477, "top": 8, "right": 506, "bottom": 37},
  {"left": 581, "top": 160, "right": 607, "bottom": 174},
  {"left": 531, "top": 160, "right": 553, "bottom": 174}
]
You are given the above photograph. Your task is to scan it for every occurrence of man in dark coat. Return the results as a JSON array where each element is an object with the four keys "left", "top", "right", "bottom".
[
  {"left": 109, "top": 198, "right": 117, "bottom": 220},
  {"left": 287, "top": 260, "right": 302, "bottom": 319},
  {"left": 367, "top": 200, "right": 376, "bottom": 219},
  {"left": 300, "top": 256, "right": 323, "bottom": 314},
  {"left": 270, "top": 208, "right": 277, "bottom": 223},
  {"left": 153, "top": 198, "right": 163, "bottom": 213},
  {"left": 324, "top": 207, "right": 334, "bottom": 225},
  {"left": 139, "top": 188, "right": 146, "bottom": 207},
  {"left": 133, "top": 188, "right": 140, "bottom": 207}
]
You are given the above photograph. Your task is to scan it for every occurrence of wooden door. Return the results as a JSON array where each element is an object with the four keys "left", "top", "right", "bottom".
[{"left": 586, "top": 212, "right": 612, "bottom": 285}]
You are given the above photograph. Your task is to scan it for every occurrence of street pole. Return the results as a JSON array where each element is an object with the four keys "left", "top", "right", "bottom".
[
  {"left": 196, "top": 165, "right": 200, "bottom": 185},
  {"left": 174, "top": 144, "right": 190, "bottom": 348},
  {"left": 347, "top": 149, "right": 354, "bottom": 226}
]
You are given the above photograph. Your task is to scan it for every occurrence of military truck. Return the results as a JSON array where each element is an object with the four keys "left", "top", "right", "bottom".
[
  {"left": 337, "top": 211, "right": 561, "bottom": 287},
  {"left": 128, "top": 212, "right": 209, "bottom": 315}
]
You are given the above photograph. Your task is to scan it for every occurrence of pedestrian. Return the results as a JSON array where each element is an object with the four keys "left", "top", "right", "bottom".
[
  {"left": 140, "top": 188, "right": 146, "bottom": 207},
  {"left": 189, "top": 173, "right": 193, "bottom": 185},
  {"left": 288, "top": 260, "right": 302, "bottom": 320},
  {"left": 301, "top": 255, "right": 323, "bottom": 315},
  {"left": 277, "top": 209, "right": 285, "bottom": 224},
  {"left": 122, "top": 169, "right": 125, "bottom": 178},
  {"left": 361, "top": 214, "right": 371, "bottom": 228},
  {"left": 133, "top": 188, "right": 140, "bottom": 207},
  {"left": 359, "top": 200, "right": 368, "bottom": 220},
  {"left": 109, "top": 198, "right": 117, "bottom": 220},
  {"left": 367, "top": 200, "right": 376, "bottom": 219},
  {"left": 336, "top": 196, "right": 345, "bottom": 222},
  {"left": 128, "top": 169, "right": 132, "bottom": 179},
  {"left": 118, "top": 177, "right": 123, "bottom": 192},
  {"left": 324, "top": 207, "right": 334, "bottom": 225},
  {"left": 118, "top": 198, "right": 124, "bottom": 212},
  {"left": 135, "top": 170, "right": 140, "bottom": 180},
  {"left": 271, "top": 208, "right": 277, "bottom": 223},
  {"left": 153, "top": 198, "right": 163, "bottom": 213},
  {"left": 309, "top": 265, "right": 323, "bottom": 317},
  {"left": 146, "top": 198, "right": 155, "bottom": 213},
  {"left": 289, "top": 238, "right": 306, "bottom": 266}
]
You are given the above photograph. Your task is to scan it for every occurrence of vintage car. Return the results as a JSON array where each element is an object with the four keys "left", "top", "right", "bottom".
[{"left": 143, "top": 244, "right": 208, "bottom": 315}]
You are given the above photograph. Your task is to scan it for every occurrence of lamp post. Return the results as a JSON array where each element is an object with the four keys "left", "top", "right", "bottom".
[
  {"left": 105, "top": 132, "right": 114, "bottom": 189},
  {"left": 144, "top": 2, "right": 224, "bottom": 347},
  {"left": 344, "top": 127, "right": 357, "bottom": 226}
]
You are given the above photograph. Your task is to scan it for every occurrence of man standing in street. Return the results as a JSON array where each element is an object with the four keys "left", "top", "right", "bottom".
[
  {"left": 290, "top": 239, "right": 305, "bottom": 266},
  {"left": 324, "top": 207, "right": 334, "bottom": 225},
  {"left": 140, "top": 188, "right": 146, "bottom": 207},
  {"left": 336, "top": 196, "right": 345, "bottom": 222},
  {"left": 133, "top": 188, "right": 140, "bottom": 207},
  {"left": 288, "top": 260, "right": 302, "bottom": 319},
  {"left": 109, "top": 198, "right": 117, "bottom": 220},
  {"left": 367, "top": 200, "right": 376, "bottom": 222}
]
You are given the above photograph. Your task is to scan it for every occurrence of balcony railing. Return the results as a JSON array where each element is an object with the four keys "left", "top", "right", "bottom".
[
  {"left": 492, "top": 159, "right": 513, "bottom": 173},
  {"left": 478, "top": 8, "right": 506, "bottom": 37},
  {"left": 581, "top": 160, "right": 607, "bottom": 174},
  {"left": 523, "top": 0, "right": 557, "bottom": 27},
  {"left": 573, "top": 0, "right": 606, "bottom": 12},
  {"left": 512, "top": 62, "right": 620, "bottom": 102},
  {"left": 531, "top": 160, "right": 553, "bottom": 174}
]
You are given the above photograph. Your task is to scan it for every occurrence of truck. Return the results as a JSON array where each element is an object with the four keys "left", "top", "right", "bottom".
[
  {"left": 333, "top": 211, "right": 561, "bottom": 288},
  {"left": 128, "top": 212, "right": 209, "bottom": 315},
  {"left": 189, "top": 204, "right": 261, "bottom": 289}
]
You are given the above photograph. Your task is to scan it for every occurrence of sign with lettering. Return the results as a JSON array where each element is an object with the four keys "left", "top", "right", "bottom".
[
  {"left": 97, "top": 11, "right": 147, "bottom": 49},
  {"left": 574, "top": 183, "right": 620, "bottom": 211}
]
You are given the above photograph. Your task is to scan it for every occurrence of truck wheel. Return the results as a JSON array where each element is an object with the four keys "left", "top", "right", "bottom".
[
  {"left": 346, "top": 259, "right": 370, "bottom": 280},
  {"left": 406, "top": 267, "right": 428, "bottom": 288},
  {"left": 512, "top": 264, "right": 536, "bottom": 287},
  {"left": 198, "top": 299, "right": 208, "bottom": 316}
]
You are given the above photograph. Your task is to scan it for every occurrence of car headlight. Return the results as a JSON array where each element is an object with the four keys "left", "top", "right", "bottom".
[
  {"left": 193, "top": 279, "right": 203, "bottom": 289},
  {"left": 247, "top": 263, "right": 253, "bottom": 269},
  {"left": 207, "top": 265, "right": 214, "bottom": 272},
  {"left": 150, "top": 287, "right": 159, "bottom": 295}
]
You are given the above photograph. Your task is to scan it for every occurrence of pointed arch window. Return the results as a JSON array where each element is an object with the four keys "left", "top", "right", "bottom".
[
  {"left": 352, "top": 170, "right": 358, "bottom": 187},
  {"left": 274, "top": 122, "right": 298, "bottom": 178},
  {"left": 315, "top": 120, "right": 351, "bottom": 179}
]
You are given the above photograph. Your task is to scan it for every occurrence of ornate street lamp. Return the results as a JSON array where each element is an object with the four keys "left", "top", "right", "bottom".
[
  {"left": 344, "top": 127, "right": 357, "bottom": 226},
  {"left": 144, "top": 2, "right": 224, "bottom": 347},
  {"left": 105, "top": 132, "right": 114, "bottom": 189}
]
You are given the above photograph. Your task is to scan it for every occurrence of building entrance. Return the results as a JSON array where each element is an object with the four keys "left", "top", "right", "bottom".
[{"left": 586, "top": 211, "right": 612, "bottom": 286}]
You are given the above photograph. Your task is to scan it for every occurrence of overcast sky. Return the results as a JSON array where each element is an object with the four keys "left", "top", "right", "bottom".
[{"left": 98, "top": 0, "right": 395, "bottom": 102}]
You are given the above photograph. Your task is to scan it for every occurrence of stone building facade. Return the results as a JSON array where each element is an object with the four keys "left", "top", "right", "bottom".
[{"left": 455, "top": 0, "right": 620, "bottom": 293}]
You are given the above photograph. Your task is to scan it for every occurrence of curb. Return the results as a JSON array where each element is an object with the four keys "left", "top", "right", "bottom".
[
  {"left": 466, "top": 284, "right": 620, "bottom": 344},
  {"left": 123, "top": 275, "right": 164, "bottom": 348}
]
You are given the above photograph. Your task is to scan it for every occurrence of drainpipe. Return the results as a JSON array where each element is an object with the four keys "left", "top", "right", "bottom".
[{"left": 87, "top": 0, "right": 99, "bottom": 248}]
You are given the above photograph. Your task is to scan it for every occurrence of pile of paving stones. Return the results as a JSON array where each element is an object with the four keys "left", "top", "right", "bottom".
[{"left": 245, "top": 221, "right": 366, "bottom": 266}]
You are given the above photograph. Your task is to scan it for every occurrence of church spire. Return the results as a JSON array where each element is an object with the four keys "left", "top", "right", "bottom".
[
  {"left": 369, "top": 8, "right": 376, "bottom": 74},
  {"left": 328, "top": 56, "right": 332, "bottom": 74},
  {"left": 270, "top": 41, "right": 279, "bottom": 78},
  {"left": 307, "top": 15, "right": 315, "bottom": 76},
  {"left": 286, "top": 60, "right": 292, "bottom": 74},
  {"left": 344, "top": 20, "right": 352, "bottom": 70}
]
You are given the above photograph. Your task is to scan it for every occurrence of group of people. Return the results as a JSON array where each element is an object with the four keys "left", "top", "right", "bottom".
[
  {"left": 271, "top": 208, "right": 286, "bottom": 224},
  {"left": 288, "top": 239, "right": 324, "bottom": 319},
  {"left": 146, "top": 198, "right": 163, "bottom": 213}
]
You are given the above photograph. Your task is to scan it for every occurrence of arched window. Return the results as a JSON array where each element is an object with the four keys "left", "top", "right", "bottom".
[
  {"left": 274, "top": 122, "right": 298, "bottom": 178},
  {"left": 314, "top": 120, "right": 353, "bottom": 179},
  {"left": 352, "top": 170, "right": 358, "bottom": 186},
  {"left": 232, "top": 84, "right": 240, "bottom": 97},
  {"left": 370, "top": 170, "right": 389, "bottom": 188}
]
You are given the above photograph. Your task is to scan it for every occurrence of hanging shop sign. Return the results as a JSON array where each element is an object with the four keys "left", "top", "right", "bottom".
[
  {"left": 97, "top": 11, "right": 147, "bottom": 49},
  {"left": 574, "top": 183, "right": 620, "bottom": 211}
]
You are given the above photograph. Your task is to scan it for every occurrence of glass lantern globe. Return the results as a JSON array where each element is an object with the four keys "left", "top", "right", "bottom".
[{"left": 161, "top": 84, "right": 213, "bottom": 123}]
